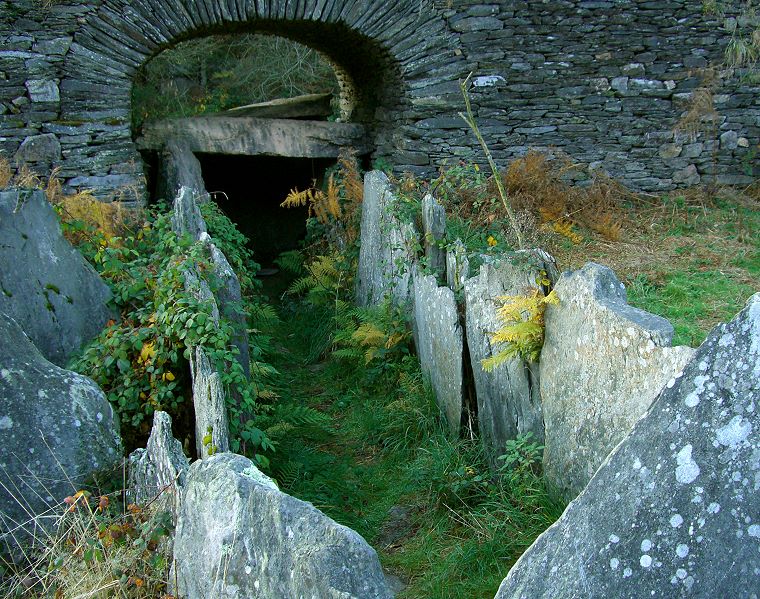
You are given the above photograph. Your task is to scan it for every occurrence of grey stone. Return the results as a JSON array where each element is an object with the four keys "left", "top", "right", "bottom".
[
  {"left": 356, "top": 171, "right": 418, "bottom": 310},
  {"left": 171, "top": 186, "right": 207, "bottom": 242},
  {"left": 15, "top": 133, "right": 60, "bottom": 163},
  {"left": 173, "top": 453, "right": 393, "bottom": 599},
  {"left": 673, "top": 164, "right": 700, "bottom": 186},
  {"left": 0, "top": 190, "right": 114, "bottom": 367},
  {"left": 223, "top": 92, "right": 332, "bottom": 119},
  {"left": 541, "top": 263, "right": 695, "bottom": 499},
  {"left": 496, "top": 293, "right": 760, "bottom": 599},
  {"left": 157, "top": 139, "right": 209, "bottom": 204},
  {"left": 445, "top": 239, "right": 470, "bottom": 294},
  {"left": 412, "top": 267, "right": 463, "bottom": 437},
  {"left": 720, "top": 130, "right": 739, "bottom": 150},
  {"left": 202, "top": 233, "right": 250, "bottom": 379},
  {"left": 421, "top": 193, "right": 446, "bottom": 279},
  {"left": 659, "top": 143, "right": 682, "bottom": 159},
  {"left": 127, "top": 411, "right": 189, "bottom": 515},
  {"left": 182, "top": 267, "right": 230, "bottom": 460},
  {"left": 25, "top": 79, "right": 59, "bottom": 103},
  {"left": 0, "top": 311, "right": 122, "bottom": 544},
  {"left": 137, "top": 116, "right": 371, "bottom": 158},
  {"left": 464, "top": 250, "right": 559, "bottom": 462}
]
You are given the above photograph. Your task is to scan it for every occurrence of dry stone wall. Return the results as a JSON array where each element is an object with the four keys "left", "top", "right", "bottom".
[{"left": 1, "top": 0, "right": 758, "bottom": 202}]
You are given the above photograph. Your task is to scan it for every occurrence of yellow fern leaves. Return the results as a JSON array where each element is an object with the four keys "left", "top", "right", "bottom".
[{"left": 482, "top": 287, "right": 559, "bottom": 370}]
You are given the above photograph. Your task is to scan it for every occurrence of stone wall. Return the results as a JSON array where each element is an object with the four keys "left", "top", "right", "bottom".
[{"left": 1, "top": 0, "right": 757, "bottom": 201}]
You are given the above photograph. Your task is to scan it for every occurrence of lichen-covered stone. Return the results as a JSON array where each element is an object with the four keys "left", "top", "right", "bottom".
[
  {"left": 127, "top": 411, "right": 189, "bottom": 515},
  {"left": 356, "top": 171, "right": 417, "bottom": 310},
  {"left": 173, "top": 453, "right": 393, "bottom": 599},
  {"left": 170, "top": 185, "right": 207, "bottom": 242},
  {"left": 541, "top": 263, "right": 695, "bottom": 498},
  {"left": 464, "top": 250, "right": 558, "bottom": 462},
  {"left": 0, "top": 189, "right": 114, "bottom": 367},
  {"left": 496, "top": 293, "right": 760, "bottom": 599},
  {"left": 0, "top": 311, "right": 122, "bottom": 545},
  {"left": 412, "top": 266, "right": 463, "bottom": 436}
]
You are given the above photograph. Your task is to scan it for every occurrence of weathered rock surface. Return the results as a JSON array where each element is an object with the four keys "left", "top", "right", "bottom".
[
  {"left": 127, "top": 411, "right": 189, "bottom": 513},
  {"left": 174, "top": 453, "right": 393, "bottom": 599},
  {"left": 182, "top": 267, "right": 230, "bottom": 460},
  {"left": 223, "top": 92, "right": 332, "bottom": 119},
  {"left": 170, "top": 186, "right": 207, "bottom": 242},
  {"left": 412, "top": 267, "right": 463, "bottom": 436},
  {"left": 421, "top": 193, "right": 446, "bottom": 279},
  {"left": 446, "top": 238, "right": 470, "bottom": 294},
  {"left": 541, "top": 263, "right": 695, "bottom": 498},
  {"left": 0, "top": 189, "right": 114, "bottom": 367},
  {"left": 138, "top": 116, "right": 371, "bottom": 157},
  {"left": 0, "top": 311, "right": 122, "bottom": 543},
  {"left": 202, "top": 234, "right": 250, "bottom": 379},
  {"left": 157, "top": 140, "right": 209, "bottom": 204},
  {"left": 496, "top": 293, "right": 760, "bottom": 599},
  {"left": 464, "top": 250, "right": 558, "bottom": 461},
  {"left": 356, "top": 171, "right": 418, "bottom": 309}
]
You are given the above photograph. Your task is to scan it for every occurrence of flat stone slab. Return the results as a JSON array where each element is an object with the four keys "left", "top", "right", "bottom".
[
  {"left": 496, "top": 294, "right": 760, "bottom": 599},
  {"left": 541, "top": 263, "right": 695, "bottom": 498},
  {"left": 137, "top": 116, "right": 370, "bottom": 157},
  {"left": 223, "top": 92, "right": 332, "bottom": 119},
  {"left": 412, "top": 266, "right": 463, "bottom": 436}
]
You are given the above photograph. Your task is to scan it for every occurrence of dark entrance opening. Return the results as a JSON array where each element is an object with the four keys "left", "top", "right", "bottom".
[{"left": 196, "top": 154, "right": 336, "bottom": 267}]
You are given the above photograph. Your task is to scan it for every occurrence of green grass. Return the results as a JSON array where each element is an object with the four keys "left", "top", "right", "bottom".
[{"left": 262, "top": 292, "right": 565, "bottom": 598}]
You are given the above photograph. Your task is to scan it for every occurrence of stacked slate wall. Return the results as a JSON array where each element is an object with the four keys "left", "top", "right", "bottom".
[{"left": 1, "top": 0, "right": 758, "bottom": 201}]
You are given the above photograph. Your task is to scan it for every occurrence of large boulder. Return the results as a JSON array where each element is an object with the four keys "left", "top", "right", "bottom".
[
  {"left": 0, "top": 189, "right": 114, "bottom": 367},
  {"left": 464, "top": 250, "right": 558, "bottom": 462},
  {"left": 356, "top": 171, "right": 417, "bottom": 309},
  {"left": 541, "top": 263, "right": 695, "bottom": 498},
  {"left": 0, "top": 311, "right": 122, "bottom": 544},
  {"left": 127, "top": 411, "right": 189, "bottom": 514},
  {"left": 412, "top": 267, "right": 463, "bottom": 436},
  {"left": 495, "top": 293, "right": 760, "bottom": 599},
  {"left": 173, "top": 453, "right": 393, "bottom": 599}
]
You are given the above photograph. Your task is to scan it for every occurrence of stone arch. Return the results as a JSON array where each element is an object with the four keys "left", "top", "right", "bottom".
[{"left": 56, "top": 0, "right": 462, "bottom": 200}]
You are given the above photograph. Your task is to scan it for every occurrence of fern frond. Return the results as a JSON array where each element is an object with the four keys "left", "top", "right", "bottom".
[
  {"left": 351, "top": 323, "right": 387, "bottom": 348},
  {"left": 275, "top": 250, "right": 305, "bottom": 274},
  {"left": 281, "top": 187, "right": 313, "bottom": 208}
]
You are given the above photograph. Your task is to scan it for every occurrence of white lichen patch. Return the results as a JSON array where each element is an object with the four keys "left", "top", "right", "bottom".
[
  {"left": 715, "top": 415, "right": 752, "bottom": 447},
  {"left": 640, "top": 555, "right": 653, "bottom": 567},
  {"left": 670, "top": 514, "right": 683, "bottom": 528},
  {"left": 0, "top": 416, "right": 13, "bottom": 430},
  {"left": 675, "top": 444, "right": 700, "bottom": 484},
  {"left": 676, "top": 544, "right": 689, "bottom": 558}
]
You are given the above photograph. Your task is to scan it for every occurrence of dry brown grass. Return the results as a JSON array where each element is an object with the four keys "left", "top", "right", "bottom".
[{"left": 1, "top": 160, "right": 143, "bottom": 243}]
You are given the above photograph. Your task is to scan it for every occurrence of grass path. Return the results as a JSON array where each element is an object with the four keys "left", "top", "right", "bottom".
[{"left": 257, "top": 275, "right": 565, "bottom": 598}]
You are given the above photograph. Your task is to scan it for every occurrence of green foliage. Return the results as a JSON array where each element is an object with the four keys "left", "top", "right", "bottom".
[
  {"left": 132, "top": 34, "right": 337, "bottom": 129},
  {"left": 482, "top": 279, "right": 558, "bottom": 369},
  {"left": 68, "top": 206, "right": 275, "bottom": 460}
]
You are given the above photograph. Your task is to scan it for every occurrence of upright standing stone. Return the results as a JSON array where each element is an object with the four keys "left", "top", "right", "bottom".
[
  {"left": 464, "top": 250, "right": 558, "bottom": 462},
  {"left": 182, "top": 268, "right": 230, "bottom": 459},
  {"left": 0, "top": 190, "right": 114, "bottom": 367},
  {"left": 412, "top": 267, "right": 463, "bottom": 436},
  {"left": 157, "top": 139, "right": 210, "bottom": 204},
  {"left": 446, "top": 238, "right": 470, "bottom": 294},
  {"left": 128, "top": 411, "right": 189, "bottom": 514},
  {"left": 541, "top": 263, "right": 695, "bottom": 498},
  {"left": 496, "top": 294, "right": 760, "bottom": 599},
  {"left": 173, "top": 453, "right": 393, "bottom": 599},
  {"left": 0, "top": 311, "right": 122, "bottom": 545},
  {"left": 421, "top": 193, "right": 446, "bottom": 279},
  {"left": 171, "top": 186, "right": 207, "bottom": 242},
  {"left": 356, "top": 170, "right": 418, "bottom": 310}
]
